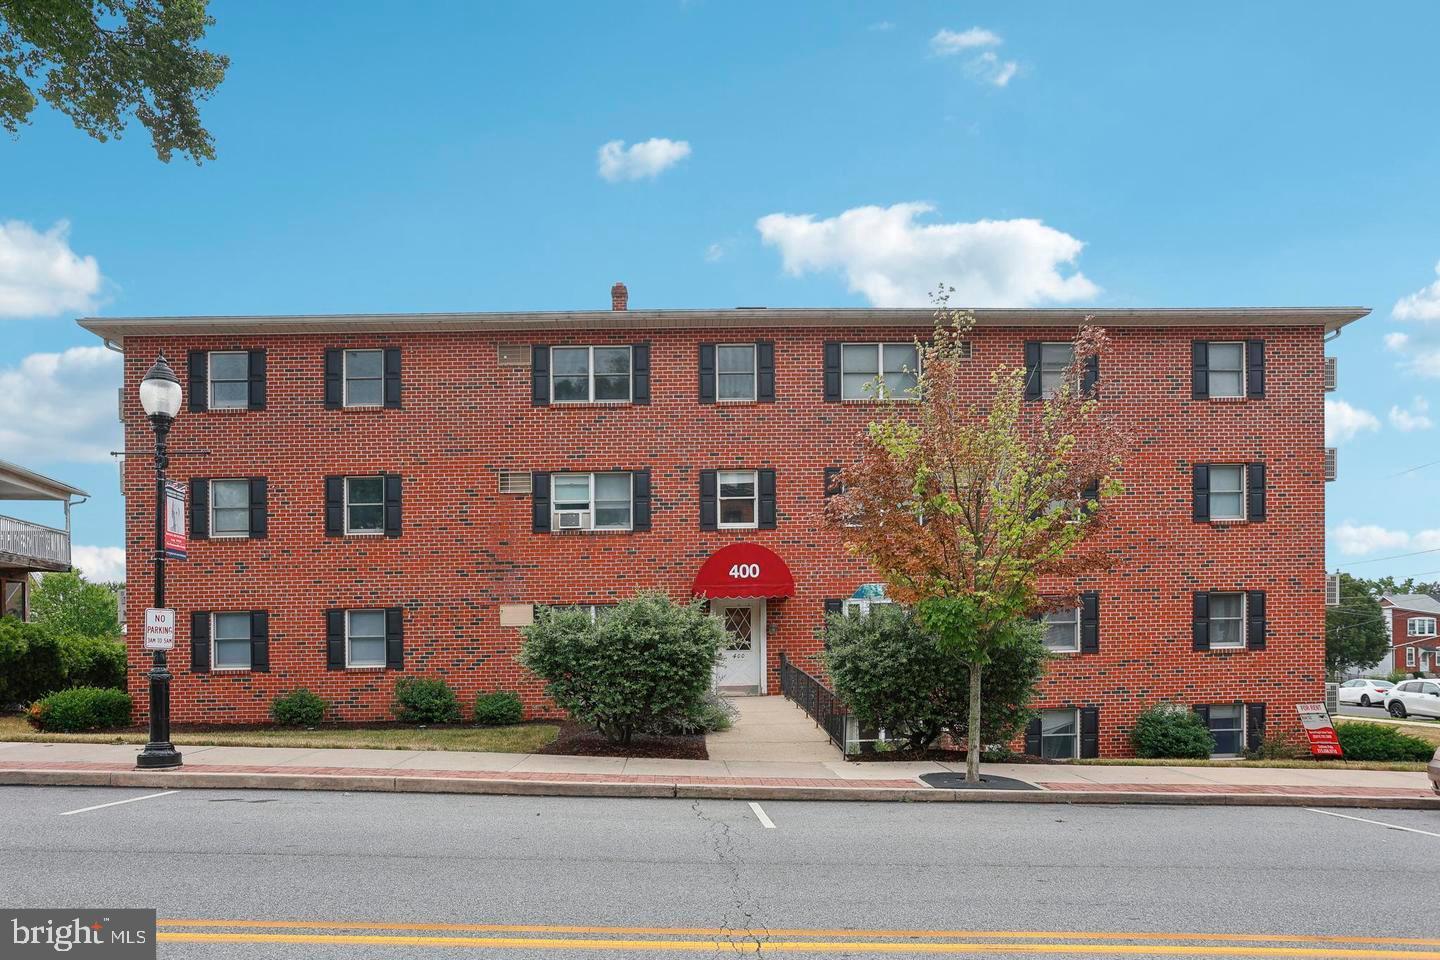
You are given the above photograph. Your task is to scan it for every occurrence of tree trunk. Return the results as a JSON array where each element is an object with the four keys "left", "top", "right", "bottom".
[{"left": 966, "top": 661, "right": 983, "bottom": 783}]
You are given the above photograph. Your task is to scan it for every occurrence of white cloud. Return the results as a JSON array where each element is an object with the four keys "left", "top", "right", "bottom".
[
  {"left": 1394, "top": 261, "right": 1440, "bottom": 322},
  {"left": 930, "top": 27, "right": 1019, "bottom": 87},
  {"left": 756, "top": 202, "right": 1097, "bottom": 308},
  {"left": 704, "top": 242, "right": 727, "bottom": 263},
  {"left": 1388, "top": 261, "right": 1440, "bottom": 377},
  {"left": 596, "top": 138, "right": 691, "bottom": 182},
  {"left": 1324, "top": 397, "right": 1380, "bottom": 445},
  {"left": 0, "top": 346, "right": 123, "bottom": 463},
  {"left": 1385, "top": 331, "right": 1410, "bottom": 351},
  {"left": 969, "top": 50, "right": 1019, "bottom": 87},
  {"left": 1389, "top": 396, "right": 1433, "bottom": 432},
  {"left": 868, "top": 20, "right": 895, "bottom": 32},
  {"left": 1331, "top": 522, "right": 1413, "bottom": 556},
  {"left": 930, "top": 27, "right": 1001, "bottom": 54},
  {"left": 71, "top": 545, "right": 125, "bottom": 584},
  {"left": 0, "top": 220, "right": 102, "bottom": 318}
]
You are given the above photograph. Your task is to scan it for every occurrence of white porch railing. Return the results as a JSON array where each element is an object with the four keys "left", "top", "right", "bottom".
[{"left": 0, "top": 515, "right": 70, "bottom": 567}]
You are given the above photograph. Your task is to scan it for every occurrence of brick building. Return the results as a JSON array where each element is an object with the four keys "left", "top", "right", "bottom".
[
  {"left": 81, "top": 291, "right": 1367, "bottom": 758},
  {"left": 1378, "top": 594, "right": 1440, "bottom": 675}
]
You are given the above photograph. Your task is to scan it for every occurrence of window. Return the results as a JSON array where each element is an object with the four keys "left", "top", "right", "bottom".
[
  {"left": 1408, "top": 617, "right": 1437, "bottom": 637},
  {"left": 1407, "top": 647, "right": 1417, "bottom": 667},
  {"left": 840, "top": 343, "right": 919, "bottom": 400},
  {"left": 1205, "top": 342, "right": 1245, "bottom": 398},
  {"left": 344, "top": 477, "right": 385, "bottom": 534},
  {"left": 3, "top": 580, "right": 25, "bottom": 620},
  {"left": 552, "top": 473, "right": 632, "bottom": 531},
  {"left": 1038, "top": 342, "right": 1075, "bottom": 398},
  {"left": 344, "top": 350, "right": 384, "bottom": 407},
  {"left": 346, "top": 609, "right": 387, "bottom": 667},
  {"left": 212, "top": 612, "right": 252, "bottom": 670},
  {"left": 1043, "top": 606, "right": 1080, "bottom": 652},
  {"left": 1040, "top": 709, "right": 1079, "bottom": 759},
  {"left": 1209, "top": 592, "right": 1245, "bottom": 649},
  {"left": 717, "top": 345, "right": 756, "bottom": 402},
  {"left": 1208, "top": 465, "right": 1245, "bottom": 521},
  {"left": 551, "top": 346, "right": 631, "bottom": 403},
  {"left": 843, "top": 597, "right": 893, "bottom": 618},
  {"left": 1206, "top": 703, "right": 1245, "bottom": 756},
  {"left": 208, "top": 352, "right": 249, "bottom": 409},
  {"left": 718, "top": 470, "right": 758, "bottom": 529},
  {"left": 210, "top": 480, "right": 251, "bottom": 537}
]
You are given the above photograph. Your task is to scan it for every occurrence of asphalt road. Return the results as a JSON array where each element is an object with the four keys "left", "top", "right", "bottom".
[
  {"left": 1337, "top": 703, "right": 1440, "bottom": 722},
  {"left": 2, "top": 785, "right": 1439, "bottom": 959}
]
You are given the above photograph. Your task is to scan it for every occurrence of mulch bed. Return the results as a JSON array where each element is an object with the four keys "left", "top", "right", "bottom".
[{"left": 537, "top": 722, "right": 708, "bottom": 760}]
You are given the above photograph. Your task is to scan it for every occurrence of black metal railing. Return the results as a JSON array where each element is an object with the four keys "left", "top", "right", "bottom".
[{"left": 779, "top": 652, "right": 850, "bottom": 751}]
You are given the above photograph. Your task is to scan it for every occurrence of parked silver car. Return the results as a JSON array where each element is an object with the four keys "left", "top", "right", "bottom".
[{"left": 1385, "top": 679, "right": 1440, "bottom": 719}]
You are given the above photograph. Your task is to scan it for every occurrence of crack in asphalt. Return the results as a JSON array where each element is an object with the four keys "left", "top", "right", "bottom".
[{"left": 691, "top": 799, "right": 771, "bottom": 956}]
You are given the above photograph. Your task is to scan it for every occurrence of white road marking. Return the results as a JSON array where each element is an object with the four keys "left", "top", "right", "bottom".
[
  {"left": 748, "top": 801, "right": 776, "bottom": 829},
  {"left": 60, "top": 790, "right": 180, "bottom": 816},
  {"left": 1306, "top": 808, "right": 1440, "bottom": 838}
]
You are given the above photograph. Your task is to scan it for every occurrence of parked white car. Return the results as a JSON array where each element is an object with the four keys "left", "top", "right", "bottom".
[
  {"left": 1338, "top": 678, "right": 1395, "bottom": 708},
  {"left": 1384, "top": 679, "right": 1440, "bottom": 719}
]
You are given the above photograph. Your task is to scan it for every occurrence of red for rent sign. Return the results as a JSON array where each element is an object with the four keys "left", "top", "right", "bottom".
[{"left": 1296, "top": 703, "right": 1344, "bottom": 758}]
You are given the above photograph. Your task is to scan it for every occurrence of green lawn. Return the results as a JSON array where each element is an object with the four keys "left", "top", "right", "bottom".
[{"left": 0, "top": 715, "right": 559, "bottom": 754}]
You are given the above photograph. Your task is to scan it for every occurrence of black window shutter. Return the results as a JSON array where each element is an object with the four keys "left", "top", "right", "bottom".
[
  {"left": 383, "top": 348, "right": 402, "bottom": 409},
  {"left": 1245, "top": 702, "right": 1266, "bottom": 751},
  {"left": 1246, "top": 590, "right": 1267, "bottom": 650},
  {"left": 1246, "top": 339, "right": 1265, "bottom": 398},
  {"left": 1191, "top": 341, "right": 1209, "bottom": 399},
  {"left": 823, "top": 342, "right": 841, "bottom": 402},
  {"left": 756, "top": 341, "right": 775, "bottom": 402},
  {"left": 1247, "top": 462, "right": 1266, "bottom": 522},
  {"left": 1080, "top": 592, "right": 1100, "bottom": 653},
  {"left": 190, "top": 611, "right": 211, "bottom": 673},
  {"left": 324, "top": 349, "right": 343, "bottom": 409},
  {"left": 1192, "top": 464, "right": 1210, "bottom": 522},
  {"left": 1079, "top": 706, "right": 1100, "bottom": 759},
  {"left": 384, "top": 474, "right": 403, "bottom": 537},
  {"left": 189, "top": 477, "right": 209, "bottom": 539},
  {"left": 758, "top": 469, "right": 777, "bottom": 529},
  {"left": 324, "top": 476, "right": 344, "bottom": 536},
  {"left": 188, "top": 351, "right": 208, "bottom": 412},
  {"left": 633, "top": 469, "right": 652, "bottom": 530},
  {"left": 632, "top": 343, "right": 651, "bottom": 405},
  {"left": 699, "top": 470, "right": 718, "bottom": 530},
  {"left": 1192, "top": 591, "right": 1211, "bottom": 651},
  {"left": 531, "top": 346, "right": 550, "bottom": 406},
  {"left": 247, "top": 349, "right": 266, "bottom": 410},
  {"left": 1023, "top": 341, "right": 1042, "bottom": 400},
  {"left": 1082, "top": 355, "right": 1100, "bottom": 396},
  {"left": 531, "top": 472, "right": 551, "bottom": 532},
  {"left": 698, "top": 344, "right": 716, "bottom": 404},
  {"left": 250, "top": 611, "right": 270, "bottom": 672},
  {"left": 326, "top": 610, "right": 346, "bottom": 670},
  {"left": 1023, "top": 717, "right": 1042, "bottom": 757},
  {"left": 385, "top": 607, "right": 404, "bottom": 670},
  {"left": 824, "top": 467, "right": 842, "bottom": 499},
  {"left": 248, "top": 477, "right": 268, "bottom": 540}
]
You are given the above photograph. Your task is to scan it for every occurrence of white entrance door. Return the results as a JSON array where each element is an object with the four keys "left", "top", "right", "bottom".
[{"left": 713, "top": 599, "right": 765, "bottom": 693}]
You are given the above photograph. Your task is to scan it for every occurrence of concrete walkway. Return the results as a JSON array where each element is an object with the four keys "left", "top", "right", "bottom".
[{"left": 704, "top": 695, "right": 841, "bottom": 762}]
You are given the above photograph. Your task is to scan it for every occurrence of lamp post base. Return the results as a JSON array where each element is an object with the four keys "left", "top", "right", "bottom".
[{"left": 136, "top": 744, "right": 183, "bottom": 769}]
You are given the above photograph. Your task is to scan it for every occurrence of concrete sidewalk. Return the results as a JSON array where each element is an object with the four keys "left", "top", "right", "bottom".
[{"left": 1, "top": 740, "right": 1435, "bottom": 808}]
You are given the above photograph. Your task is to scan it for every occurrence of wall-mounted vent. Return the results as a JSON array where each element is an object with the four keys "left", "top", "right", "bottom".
[
  {"left": 497, "top": 344, "right": 529, "bottom": 366},
  {"left": 1324, "top": 447, "right": 1337, "bottom": 481},
  {"left": 1325, "top": 573, "right": 1341, "bottom": 607},
  {"left": 498, "top": 471, "right": 532, "bottom": 495},
  {"left": 1323, "top": 356, "right": 1337, "bottom": 392}
]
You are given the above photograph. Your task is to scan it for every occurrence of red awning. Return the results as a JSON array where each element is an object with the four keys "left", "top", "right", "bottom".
[{"left": 691, "top": 542, "right": 795, "bottom": 599}]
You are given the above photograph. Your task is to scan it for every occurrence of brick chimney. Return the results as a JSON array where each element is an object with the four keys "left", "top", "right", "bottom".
[{"left": 611, "top": 282, "right": 628, "bottom": 311}]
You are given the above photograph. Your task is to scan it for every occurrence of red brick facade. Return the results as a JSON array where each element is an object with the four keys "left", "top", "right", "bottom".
[
  {"left": 1382, "top": 600, "right": 1440, "bottom": 673},
  {"left": 98, "top": 305, "right": 1351, "bottom": 757}
]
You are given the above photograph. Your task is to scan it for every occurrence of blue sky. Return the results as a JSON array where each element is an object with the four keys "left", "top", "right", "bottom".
[{"left": 4, "top": 1, "right": 1440, "bottom": 583}]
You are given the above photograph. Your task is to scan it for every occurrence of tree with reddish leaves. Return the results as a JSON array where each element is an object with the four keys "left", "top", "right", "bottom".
[{"left": 825, "top": 291, "right": 1131, "bottom": 782}]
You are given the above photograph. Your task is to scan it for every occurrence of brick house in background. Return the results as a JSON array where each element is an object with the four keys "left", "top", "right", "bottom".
[
  {"left": 80, "top": 289, "right": 1367, "bottom": 758},
  {"left": 0, "top": 460, "right": 89, "bottom": 620},
  {"left": 1378, "top": 594, "right": 1440, "bottom": 675}
]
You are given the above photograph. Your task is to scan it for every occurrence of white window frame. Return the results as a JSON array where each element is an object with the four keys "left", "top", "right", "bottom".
[
  {"left": 1209, "top": 592, "right": 1246, "bottom": 649},
  {"left": 211, "top": 611, "right": 252, "bottom": 672},
  {"left": 1206, "top": 341, "right": 1246, "bottom": 399},
  {"left": 1038, "top": 342, "right": 1076, "bottom": 398},
  {"left": 840, "top": 343, "right": 921, "bottom": 401},
  {"left": 207, "top": 350, "right": 250, "bottom": 410},
  {"left": 209, "top": 479, "right": 251, "bottom": 538},
  {"left": 3, "top": 579, "right": 27, "bottom": 620},
  {"left": 343, "top": 475, "right": 385, "bottom": 536},
  {"left": 1039, "top": 708, "right": 1080, "bottom": 760},
  {"left": 342, "top": 349, "right": 385, "bottom": 408},
  {"left": 717, "top": 469, "right": 759, "bottom": 530},
  {"left": 1407, "top": 646, "right": 1417, "bottom": 667},
  {"left": 1205, "top": 703, "right": 1246, "bottom": 758},
  {"left": 1407, "top": 617, "right": 1437, "bottom": 637},
  {"left": 716, "top": 344, "right": 757, "bottom": 403},
  {"left": 549, "top": 345, "right": 632, "bottom": 405},
  {"left": 1208, "top": 465, "right": 1246, "bottom": 522},
  {"left": 1043, "top": 606, "right": 1081, "bottom": 653},
  {"left": 551, "top": 472, "right": 633, "bottom": 532},
  {"left": 345, "top": 608, "right": 387, "bottom": 669},
  {"left": 843, "top": 597, "right": 894, "bottom": 618}
]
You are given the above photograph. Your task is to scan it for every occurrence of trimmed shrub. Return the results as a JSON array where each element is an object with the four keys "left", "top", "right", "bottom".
[
  {"left": 520, "top": 592, "right": 725, "bottom": 744},
  {"left": 1336, "top": 722, "right": 1435, "bottom": 762},
  {"left": 1130, "top": 705, "right": 1215, "bottom": 759},
  {"left": 649, "top": 691, "right": 735, "bottom": 735},
  {"left": 0, "top": 617, "right": 65, "bottom": 705},
  {"left": 1245, "top": 735, "right": 1302, "bottom": 761},
  {"left": 271, "top": 689, "right": 327, "bottom": 727},
  {"left": 394, "top": 677, "right": 461, "bottom": 724},
  {"left": 473, "top": 691, "right": 524, "bottom": 726},
  {"left": 27, "top": 687, "right": 132, "bottom": 732},
  {"left": 56, "top": 633, "right": 126, "bottom": 690}
]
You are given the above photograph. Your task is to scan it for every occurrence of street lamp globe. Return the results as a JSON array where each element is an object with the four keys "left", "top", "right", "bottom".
[{"left": 139, "top": 354, "right": 183, "bottom": 420}]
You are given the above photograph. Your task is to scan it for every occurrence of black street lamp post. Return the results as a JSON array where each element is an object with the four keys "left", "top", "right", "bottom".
[{"left": 136, "top": 355, "right": 183, "bottom": 769}]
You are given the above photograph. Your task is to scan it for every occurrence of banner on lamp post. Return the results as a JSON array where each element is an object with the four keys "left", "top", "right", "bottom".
[{"left": 163, "top": 480, "right": 187, "bottom": 560}]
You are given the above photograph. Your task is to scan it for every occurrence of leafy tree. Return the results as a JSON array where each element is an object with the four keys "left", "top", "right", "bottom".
[
  {"left": 0, "top": 0, "right": 228, "bottom": 162},
  {"left": 826, "top": 291, "right": 1129, "bottom": 781},
  {"left": 1325, "top": 574, "right": 1391, "bottom": 677},
  {"left": 29, "top": 570, "right": 120, "bottom": 637}
]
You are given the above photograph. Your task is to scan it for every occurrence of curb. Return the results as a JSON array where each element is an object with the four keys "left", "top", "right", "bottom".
[{"left": 3, "top": 768, "right": 1438, "bottom": 809}]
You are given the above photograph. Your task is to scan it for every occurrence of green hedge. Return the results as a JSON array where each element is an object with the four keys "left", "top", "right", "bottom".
[
  {"left": 394, "top": 677, "right": 461, "bottom": 724},
  {"left": 271, "top": 689, "right": 328, "bottom": 726},
  {"left": 0, "top": 617, "right": 125, "bottom": 705},
  {"left": 1337, "top": 722, "right": 1435, "bottom": 762},
  {"left": 27, "top": 687, "right": 132, "bottom": 732},
  {"left": 472, "top": 691, "right": 523, "bottom": 726},
  {"left": 1130, "top": 705, "right": 1215, "bottom": 759}
]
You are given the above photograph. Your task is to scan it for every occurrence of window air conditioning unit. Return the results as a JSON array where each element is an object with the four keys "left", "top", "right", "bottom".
[
  {"left": 1323, "top": 356, "right": 1337, "bottom": 392},
  {"left": 1324, "top": 447, "right": 1337, "bottom": 481},
  {"left": 497, "top": 344, "right": 529, "bottom": 366},
  {"left": 1325, "top": 573, "right": 1341, "bottom": 607},
  {"left": 555, "top": 510, "right": 588, "bottom": 530}
]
